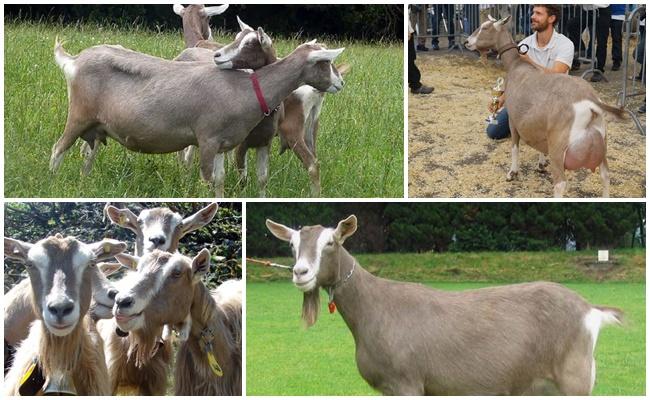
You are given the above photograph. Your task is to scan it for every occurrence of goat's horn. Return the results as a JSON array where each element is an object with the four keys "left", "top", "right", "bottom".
[
  {"left": 203, "top": 5, "right": 229, "bottom": 17},
  {"left": 237, "top": 15, "right": 253, "bottom": 31},
  {"left": 488, "top": 14, "right": 497, "bottom": 22}
]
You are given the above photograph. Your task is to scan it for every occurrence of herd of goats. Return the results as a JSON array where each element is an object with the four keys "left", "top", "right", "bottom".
[
  {"left": 4, "top": 202, "right": 242, "bottom": 395},
  {"left": 50, "top": 4, "right": 348, "bottom": 197}
]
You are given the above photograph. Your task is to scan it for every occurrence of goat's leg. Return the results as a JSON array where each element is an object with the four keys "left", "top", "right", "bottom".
[
  {"left": 199, "top": 146, "right": 226, "bottom": 197},
  {"left": 554, "top": 350, "right": 594, "bottom": 395},
  {"left": 289, "top": 139, "right": 320, "bottom": 197},
  {"left": 506, "top": 131, "right": 520, "bottom": 181},
  {"left": 176, "top": 146, "right": 196, "bottom": 168},
  {"left": 50, "top": 120, "right": 90, "bottom": 172},
  {"left": 549, "top": 153, "right": 568, "bottom": 198},
  {"left": 599, "top": 158, "right": 610, "bottom": 198},
  {"left": 256, "top": 145, "right": 270, "bottom": 197},
  {"left": 82, "top": 138, "right": 102, "bottom": 176},
  {"left": 234, "top": 144, "right": 249, "bottom": 183},
  {"left": 536, "top": 153, "right": 548, "bottom": 172}
]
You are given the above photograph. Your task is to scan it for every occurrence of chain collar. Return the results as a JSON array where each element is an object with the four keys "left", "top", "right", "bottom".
[{"left": 497, "top": 42, "right": 529, "bottom": 57}]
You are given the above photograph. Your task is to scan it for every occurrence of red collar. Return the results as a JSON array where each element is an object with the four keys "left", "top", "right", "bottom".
[{"left": 250, "top": 72, "right": 272, "bottom": 116}]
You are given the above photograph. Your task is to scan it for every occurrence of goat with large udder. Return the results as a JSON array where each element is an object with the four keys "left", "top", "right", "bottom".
[
  {"left": 51, "top": 37, "right": 345, "bottom": 197},
  {"left": 266, "top": 216, "right": 624, "bottom": 395},
  {"left": 173, "top": 3, "right": 229, "bottom": 49},
  {"left": 4, "top": 235, "right": 126, "bottom": 395},
  {"left": 98, "top": 202, "right": 219, "bottom": 394},
  {"left": 465, "top": 16, "right": 624, "bottom": 197},
  {"left": 112, "top": 249, "right": 242, "bottom": 395}
]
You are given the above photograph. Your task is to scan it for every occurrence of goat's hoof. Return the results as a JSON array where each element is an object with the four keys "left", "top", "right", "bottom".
[{"left": 506, "top": 171, "right": 518, "bottom": 181}]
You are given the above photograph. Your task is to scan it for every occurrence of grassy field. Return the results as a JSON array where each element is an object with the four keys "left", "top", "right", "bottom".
[
  {"left": 246, "top": 249, "right": 645, "bottom": 395},
  {"left": 246, "top": 281, "right": 645, "bottom": 396},
  {"left": 4, "top": 21, "right": 403, "bottom": 198}
]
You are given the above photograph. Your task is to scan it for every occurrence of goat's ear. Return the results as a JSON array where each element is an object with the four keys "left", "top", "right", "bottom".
[
  {"left": 266, "top": 219, "right": 295, "bottom": 242},
  {"left": 181, "top": 203, "right": 218, "bottom": 237},
  {"left": 307, "top": 48, "right": 345, "bottom": 64},
  {"left": 91, "top": 239, "right": 127, "bottom": 262},
  {"left": 257, "top": 27, "right": 273, "bottom": 49},
  {"left": 494, "top": 15, "right": 511, "bottom": 31},
  {"left": 334, "top": 215, "right": 357, "bottom": 244},
  {"left": 237, "top": 15, "right": 253, "bottom": 31},
  {"left": 106, "top": 206, "right": 139, "bottom": 233},
  {"left": 114, "top": 253, "right": 140, "bottom": 270},
  {"left": 4, "top": 237, "right": 33, "bottom": 262},
  {"left": 304, "top": 39, "right": 317, "bottom": 46},
  {"left": 192, "top": 249, "right": 211, "bottom": 282},
  {"left": 98, "top": 262, "right": 124, "bottom": 277},
  {"left": 203, "top": 4, "right": 229, "bottom": 17},
  {"left": 173, "top": 4, "right": 185, "bottom": 16},
  {"left": 336, "top": 63, "right": 351, "bottom": 76}
]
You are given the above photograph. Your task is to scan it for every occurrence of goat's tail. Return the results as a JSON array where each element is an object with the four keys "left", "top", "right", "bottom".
[
  {"left": 592, "top": 97, "right": 626, "bottom": 120},
  {"left": 594, "top": 305, "right": 625, "bottom": 326},
  {"left": 54, "top": 36, "right": 76, "bottom": 78}
]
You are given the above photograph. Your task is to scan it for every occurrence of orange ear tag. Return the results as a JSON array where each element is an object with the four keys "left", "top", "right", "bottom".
[{"left": 328, "top": 301, "right": 336, "bottom": 314}]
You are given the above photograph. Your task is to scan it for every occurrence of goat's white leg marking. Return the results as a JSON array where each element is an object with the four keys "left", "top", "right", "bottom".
[
  {"left": 506, "top": 144, "right": 519, "bottom": 181},
  {"left": 256, "top": 146, "right": 270, "bottom": 197},
  {"left": 177, "top": 146, "right": 196, "bottom": 168},
  {"left": 599, "top": 159, "right": 610, "bottom": 198},
  {"left": 537, "top": 153, "right": 547, "bottom": 172},
  {"left": 212, "top": 153, "right": 226, "bottom": 198},
  {"left": 308, "top": 162, "right": 321, "bottom": 197},
  {"left": 554, "top": 181, "right": 567, "bottom": 197}
]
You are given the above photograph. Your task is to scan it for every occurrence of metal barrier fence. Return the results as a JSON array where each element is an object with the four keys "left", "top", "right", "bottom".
[{"left": 618, "top": 6, "right": 646, "bottom": 135}]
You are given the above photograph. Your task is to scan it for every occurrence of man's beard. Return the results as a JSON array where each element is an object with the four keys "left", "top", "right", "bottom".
[{"left": 532, "top": 19, "right": 549, "bottom": 32}]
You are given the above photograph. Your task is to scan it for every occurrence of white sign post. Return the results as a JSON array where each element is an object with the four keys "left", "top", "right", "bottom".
[{"left": 597, "top": 250, "right": 609, "bottom": 262}]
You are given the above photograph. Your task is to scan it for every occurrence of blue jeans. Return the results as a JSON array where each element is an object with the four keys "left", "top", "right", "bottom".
[{"left": 486, "top": 108, "right": 510, "bottom": 139}]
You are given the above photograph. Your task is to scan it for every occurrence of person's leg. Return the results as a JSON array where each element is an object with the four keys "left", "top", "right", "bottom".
[
  {"left": 431, "top": 5, "right": 440, "bottom": 49},
  {"left": 595, "top": 7, "right": 611, "bottom": 72},
  {"left": 417, "top": 4, "right": 428, "bottom": 50},
  {"left": 611, "top": 18, "right": 623, "bottom": 69},
  {"left": 408, "top": 36, "right": 421, "bottom": 90},
  {"left": 486, "top": 108, "right": 511, "bottom": 140}
]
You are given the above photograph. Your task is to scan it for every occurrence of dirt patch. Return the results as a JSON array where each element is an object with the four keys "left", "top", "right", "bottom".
[
  {"left": 408, "top": 49, "right": 646, "bottom": 198},
  {"left": 574, "top": 256, "right": 622, "bottom": 281}
]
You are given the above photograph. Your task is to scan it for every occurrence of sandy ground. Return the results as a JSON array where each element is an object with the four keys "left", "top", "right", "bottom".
[{"left": 408, "top": 46, "right": 646, "bottom": 198}]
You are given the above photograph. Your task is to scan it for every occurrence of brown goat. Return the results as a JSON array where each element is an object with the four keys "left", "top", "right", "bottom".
[
  {"left": 4, "top": 235, "right": 125, "bottom": 395},
  {"left": 113, "top": 250, "right": 242, "bottom": 395},
  {"left": 266, "top": 216, "right": 624, "bottom": 395}
]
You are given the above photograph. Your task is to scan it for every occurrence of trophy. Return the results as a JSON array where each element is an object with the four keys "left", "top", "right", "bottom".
[{"left": 486, "top": 77, "right": 505, "bottom": 125}]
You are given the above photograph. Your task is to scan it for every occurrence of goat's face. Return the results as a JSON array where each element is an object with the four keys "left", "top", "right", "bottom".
[
  {"left": 173, "top": 4, "right": 229, "bottom": 42},
  {"left": 4, "top": 235, "right": 126, "bottom": 336},
  {"left": 300, "top": 43, "right": 346, "bottom": 94},
  {"left": 112, "top": 250, "right": 210, "bottom": 332},
  {"left": 214, "top": 17, "right": 274, "bottom": 70},
  {"left": 465, "top": 15, "right": 511, "bottom": 52},
  {"left": 106, "top": 203, "right": 218, "bottom": 256},
  {"left": 266, "top": 215, "right": 357, "bottom": 292}
]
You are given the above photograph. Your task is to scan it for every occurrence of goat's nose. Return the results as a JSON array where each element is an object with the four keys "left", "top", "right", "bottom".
[
  {"left": 116, "top": 296, "right": 134, "bottom": 309},
  {"left": 149, "top": 235, "right": 166, "bottom": 246},
  {"left": 293, "top": 266, "right": 309, "bottom": 277},
  {"left": 47, "top": 299, "right": 74, "bottom": 318},
  {"left": 214, "top": 52, "right": 222, "bottom": 58},
  {"left": 107, "top": 289, "right": 118, "bottom": 300}
]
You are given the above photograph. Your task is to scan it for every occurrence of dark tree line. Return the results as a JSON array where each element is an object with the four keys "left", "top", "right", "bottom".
[
  {"left": 248, "top": 203, "right": 645, "bottom": 257},
  {"left": 4, "top": 202, "right": 241, "bottom": 292},
  {"left": 4, "top": 4, "right": 403, "bottom": 41}
]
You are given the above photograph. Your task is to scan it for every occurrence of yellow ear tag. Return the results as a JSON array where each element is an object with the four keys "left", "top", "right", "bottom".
[
  {"left": 20, "top": 361, "right": 37, "bottom": 386},
  {"left": 207, "top": 352, "right": 224, "bottom": 377},
  {"left": 131, "top": 259, "right": 138, "bottom": 269},
  {"left": 119, "top": 215, "right": 127, "bottom": 225},
  {"left": 103, "top": 243, "right": 111, "bottom": 253}
]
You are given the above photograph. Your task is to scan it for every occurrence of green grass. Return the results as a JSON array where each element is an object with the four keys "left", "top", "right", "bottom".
[
  {"left": 247, "top": 248, "right": 646, "bottom": 283},
  {"left": 4, "top": 21, "right": 403, "bottom": 198},
  {"left": 246, "top": 281, "right": 645, "bottom": 395}
]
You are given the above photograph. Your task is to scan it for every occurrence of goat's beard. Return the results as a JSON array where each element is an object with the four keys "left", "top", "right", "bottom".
[{"left": 301, "top": 289, "right": 321, "bottom": 328}]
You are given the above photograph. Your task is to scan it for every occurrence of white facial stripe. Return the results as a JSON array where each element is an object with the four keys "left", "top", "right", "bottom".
[
  {"left": 27, "top": 245, "right": 50, "bottom": 288},
  {"left": 216, "top": 31, "right": 257, "bottom": 62},
  {"left": 314, "top": 229, "right": 335, "bottom": 270},
  {"left": 290, "top": 231, "right": 301, "bottom": 258}
]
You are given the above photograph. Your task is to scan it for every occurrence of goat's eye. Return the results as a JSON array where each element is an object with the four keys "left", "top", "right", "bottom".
[
  {"left": 326, "top": 241, "right": 334, "bottom": 247},
  {"left": 136, "top": 218, "right": 143, "bottom": 225},
  {"left": 171, "top": 269, "right": 182, "bottom": 279}
]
